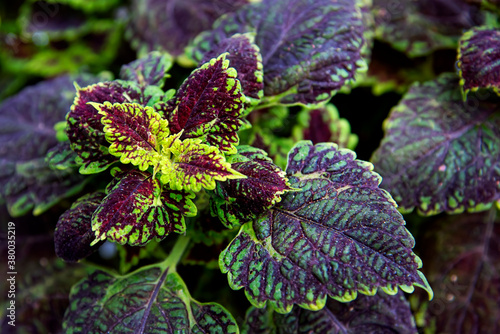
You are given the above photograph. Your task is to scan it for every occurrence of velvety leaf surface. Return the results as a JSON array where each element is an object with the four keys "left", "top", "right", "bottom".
[
  {"left": 411, "top": 210, "right": 500, "bottom": 333},
  {"left": 221, "top": 141, "right": 432, "bottom": 313},
  {"left": 92, "top": 170, "right": 197, "bottom": 246},
  {"left": 127, "top": 0, "right": 248, "bottom": 56},
  {"left": 210, "top": 146, "right": 291, "bottom": 228},
  {"left": 162, "top": 54, "right": 245, "bottom": 154},
  {"left": 242, "top": 291, "right": 417, "bottom": 334},
  {"left": 458, "top": 27, "right": 500, "bottom": 97},
  {"left": 67, "top": 80, "right": 143, "bottom": 174},
  {"left": 195, "top": 33, "right": 263, "bottom": 107},
  {"left": 0, "top": 74, "right": 100, "bottom": 216},
  {"left": 292, "top": 104, "right": 358, "bottom": 149},
  {"left": 119, "top": 51, "right": 173, "bottom": 88},
  {"left": 371, "top": 73, "right": 500, "bottom": 215},
  {"left": 55, "top": 192, "right": 106, "bottom": 262},
  {"left": 160, "top": 137, "right": 244, "bottom": 192},
  {"left": 63, "top": 265, "right": 238, "bottom": 333},
  {"left": 92, "top": 102, "right": 170, "bottom": 171},
  {"left": 192, "top": 0, "right": 366, "bottom": 105},
  {"left": 373, "top": 0, "right": 486, "bottom": 57}
]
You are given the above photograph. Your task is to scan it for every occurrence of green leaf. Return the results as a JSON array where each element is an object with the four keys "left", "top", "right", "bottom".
[
  {"left": 92, "top": 170, "right": 197, "bottom": 246},
  {"left": 91, "top": 101, "right": 170, "bottom": 171},
  {"left": 45, "top": 141, "right": 80, "bottom": 170},
  {"left": 162, "top": 53, "right": 246, "bottom": 154},
  {"left": 221, "top": 141, "right": 432, "bottom": 313},
  {"left": 191, "top": 0, "right": 367, "bottom": 105},
  {"left": 410, "top": 209, "right": 500, "bottom": 333},
  {"left": 371, "top": 73, "right": 500, "bottom": 215},
  {"left": 458, "top": 26, "right": 500, "bottom": 99},
  {"left": 119, "top": 51, "right": 173, "bottom": 89},
  {"left": 210, "top": 146, "right": 292, "bottom": 228},
  {"left": 63, "top": 254, "right": 239, "bottom": 333},
  {"left": 242, "top": 291, "right": 417, "bottom": 334},
  {"left": 160, "top": 137, "right": 245, "bottom": 192}
]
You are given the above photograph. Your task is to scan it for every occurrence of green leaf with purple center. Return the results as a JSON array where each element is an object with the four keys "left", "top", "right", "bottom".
[
  {"left": 90, "top": 102, "right": 170, "bottom": 172},
  {"left": 220, "top": 141, "right": 432, "bottom": 313},
  {"left": 91, "top": 170, "right": 197, "bottom": 246},
  {"left": 371, "top": 73, "right": 500, "bottom": 215},
  {"left": 457, "top": 26, "right": 500, "bottom": 99},
  {"left": 161, "top": 53, "right": 246, "bottom": 155},
  {"left": 119, "top": 51, "right": 173, "bottom": 88},
  {"left": 210, "top": 146, "right": 292, "bottom": 228}
]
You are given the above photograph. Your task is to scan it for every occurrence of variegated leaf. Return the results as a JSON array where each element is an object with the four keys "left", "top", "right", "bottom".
[
  {"left": 92, "top": 170, "right": 197, "bottom": 246},
  {"left": 91, "top": 102, "right": 170, "bottom": 171}
]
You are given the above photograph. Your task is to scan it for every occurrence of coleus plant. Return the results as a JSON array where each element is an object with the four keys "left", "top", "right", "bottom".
[{"left": 3, "top": 0, "right": 500, "bottom": 333}]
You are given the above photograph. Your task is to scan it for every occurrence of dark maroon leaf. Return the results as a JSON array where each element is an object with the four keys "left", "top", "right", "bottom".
[
  {"left": 162, "top": 54, "right": 245, "bottom": 154},
  {"left": 55, "top": 192, "right": 106, "bottom": 262}
]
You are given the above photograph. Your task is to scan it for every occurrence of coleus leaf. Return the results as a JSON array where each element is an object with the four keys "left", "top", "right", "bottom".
[
  {"left": 372, "top": 0, "right": 487, "bottom": 57},
  {"left": 92, "top": 170, "right": 197, "bottom": 246},
  {"left": 191, "top": 0, "right": 367, "bottom": 105},
  {"left": 55, "top": 191, "right": 106, "bottom": 262},
  {"left": 371, "top": 73, "right": 500, "bottom": 215},
  {"left": 67, "top": 80, "right": 143, "bottom": 174},
  {"left": 160, "top": 136, "right": 245, "bottom": 193},
  {"left": 119, "top": 51, "right": 173, "bottom": 88},
  {"left": 194, "top": 33, "right": 264, "bottom": 108},
  {"left": 410, "top": 210, "right": 500, "bottom": 333},
  {"left": 457, "top": 26, "right": 500, "bottom": 98},
  {"left": 45, "top": 141, "right": 80, "bottom": 170},
  {"left": 210, "top": 146, "right": 292, "bottom": 228},
  {"left": 221, "top": 141, "right": 432, "bottom": 313},
  {"left": 90, "top": 102, "right": 170, "bottom": 171},
  {"left": 292, "top": 104, "right": 358, "bottom": 149},
  {"left": 127, "top": 0, "right": 249, "bottom": 57},
  {"left": 242, "top": 291, "right": 417, "bottom": 334},
  {"left": 63, "top": 252, "right": 239, "bottom": 333},
  {"left": 161, "top": 53, "right": 245, "bottom": 154},
  {"left": 0, "top": 74, "right": 100, "bottom": 216}
]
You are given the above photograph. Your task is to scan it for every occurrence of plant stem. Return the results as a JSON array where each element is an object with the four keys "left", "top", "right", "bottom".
[{"left": 162, "top": 235, "right": 190, "bottom": 273}]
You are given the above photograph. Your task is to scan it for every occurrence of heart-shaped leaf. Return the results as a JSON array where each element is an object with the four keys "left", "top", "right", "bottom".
[
  {"left": 160, "top": 137, "right": 245, "bottom": 192},
  {"left": 63, "top": 254, "right": 238, "bottom": 333},
  {"left": 92, "top": 170, "right": 197, "bottom": 246},
  {"left": 55, "top": 191, "right": 106, "bottom": 262},
  {"left": 91, "top": 102, "right": 170, "bottom": 171},
  {"left": 458, "top": 26, "right": 500, "bottom": 98},
  {"left": 67, "top": 80, "right": 143, "bottom": 174},
  {"left": 242, "top": 291, "right": 417, "bottom": 334},
  {"left": 191, "top": 0, "right": 367, "bottom": 105},
  {"left": 161, "top": 53, "right": 246, "bottom": 154},
  {"left": 210, "top": 146, "right": 292, "bottom": 228},
  {"left": 371, "top": 73, "right": 500, "bottom": 215},
  {"left": 119, "top": 51, "right": 173, "bottom": 88},
  {"left": 221, "top": 141, "right": 432, "bottom": 313},
  {"left": 0, "top": 74, "right": 100, "bottom": 216},
  {"left": 194, "top": 33, "right": 264, "bottom": 108}
]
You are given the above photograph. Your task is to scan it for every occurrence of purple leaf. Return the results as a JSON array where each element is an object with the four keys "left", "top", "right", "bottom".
[
  {"left": 0, "top": 74, "right": 101, "bottom": 216},
  {"left": 162, "top": 54, "right": 245, "bottom": 154},
  {"left": 191, "top": 0, "right": 367, "bottom": 105},
  {"left": 92, "top": 170, "right": 197, "bottom": 246},
  {"left": 458, "top": 26, "right": 500, "bottom": 98},
  {"left": 371, "top": 73, "right": 500, "bottom": 215},
  {"left": 221, "top": 141, "right": 432, "bottom": 313},
  {"left": 55, "top": 191, "right": 106, "bottom": 262},
  {"left": 119, "top": 51, "right": 173, "bottom": 88},
  {"left": 127, "top": 0, "right": 249, "bottom": 56}
]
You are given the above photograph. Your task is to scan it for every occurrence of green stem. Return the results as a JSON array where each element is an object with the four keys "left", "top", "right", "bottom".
[{"left": 162, "top": 235, "right": 190, "bottom": 273}]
